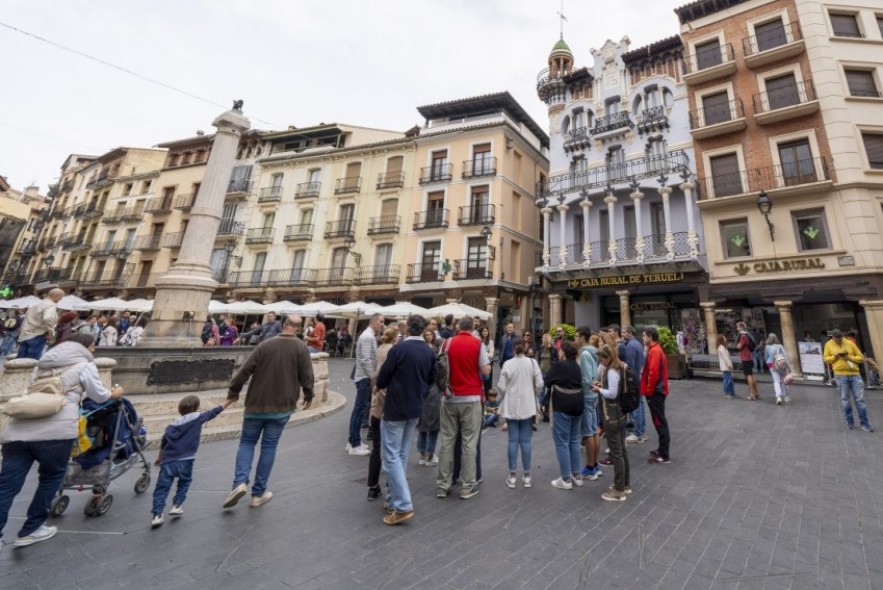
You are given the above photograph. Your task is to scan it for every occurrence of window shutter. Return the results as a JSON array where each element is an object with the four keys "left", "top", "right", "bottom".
[
  {"left": 710, "top": 154, "right": 742, "bottom": 197},
  {"left": 755, "top": 19, "right": 787, "bottom": 52},
  {"left": 765, "top": 74, "right": 799, "bottom": 110},
  {"left": 695, "top": 40, "right": 723, "bottom": 70},
  {"left": 862, "top": 134, "right": 883, "bottom": 169},
  {"left": 702, "top": 92, "right": 731, "bottom": 125},
  {"left": 831, "top": 14, "right": 861, "bottom": 37},
  {"left": 845, "top": 70, "right": 878, "bottom": 97}
]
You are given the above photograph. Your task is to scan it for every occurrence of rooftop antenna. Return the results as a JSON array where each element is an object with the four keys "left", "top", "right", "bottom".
[{"left": 557, "top": 0, "right": 567, "bottom": 39}]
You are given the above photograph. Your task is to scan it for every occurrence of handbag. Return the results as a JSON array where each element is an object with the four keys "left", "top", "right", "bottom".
[
  {"left": 2, "top": 371, "right": 68, "bottom": 420},
  {"left": 550, "top": 384, "right": 584, "bottom": 417}
]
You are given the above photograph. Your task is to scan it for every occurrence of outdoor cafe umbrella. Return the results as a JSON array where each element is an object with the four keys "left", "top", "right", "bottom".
[
  {"left": 290, "top": 301, "right": 340, "bottom": 317},
  {"left": 329, "top": 301, "right": 382, "bottom": 319},
  {"left": 84, "top": 297, "right": 133, "bottom": 312},
  {"left": 124, "top": 298, "right": 154, "bottom": 313},
  {"left": 376, "top": 301, "right": 430, "bottom": 318},
  {"left": 56, "top": 294, "right": 90, "bottom": 311},
  {"left": 424, "top": 302, "right": 492, "bottom": 321},
  {"left": 0, "top": 295, "right": 41, "bottom": 309}
]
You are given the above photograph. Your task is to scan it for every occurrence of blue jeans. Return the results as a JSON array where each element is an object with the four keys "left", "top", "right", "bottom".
[
  {"left": 349, "top": 379, "right": 372, "bottom": 447},
  {"left": 380, "top": 418, "right": 418, "bottom": 513},
  {"left": 417, "top": 430, "right": 438, "bottom": 455},
  {"left": 631, "top": 395, "right": 647, "bottom": 436},
  {"left": 507, "top": 418, "right": 533, "bottom": 472},
  {"left": 0, "top": 439, "right": 74, "bottom": 540},
  {"left": 836, "top": 375, "right": 871, "bottom": 429},
  {"left": 722, "top": 371, "right": 736, "bottom": 397},
  {"left": 16, "top": 334, "right": 47, "bottom": 360},
  {"left": 552, "top": 412, "right": 582, "bottom": 480},
  {"left": 307, "top": 346, "right": 321, "bottom": 354},
  {"left": 152, "top": 459, "right": 194, "bottom": 515},
  {"left": 233, "top": 415, "right": 290, "bottom": 496},
  {"left": 1, "top": 332, "right": 18, "bottom": 356}
]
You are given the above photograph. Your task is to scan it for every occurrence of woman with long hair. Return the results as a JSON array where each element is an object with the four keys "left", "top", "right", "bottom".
[
  {"left": 592, "top": 344, "right": 630, "bottom": 501},
  {"left": 480, "top": 326, "right": 495, "bottom": 396},
  {"left": 367, "top": 328, "right": 397, "bottom": 501},
  {"left": 765, "top": 333, "right": 791, "bottom": 405},
  {"left": 537, "top": 332, "right": 556, "bottom": 422},
  {"left": 544, "top": 341, "right": 584, "bottom": 490}
]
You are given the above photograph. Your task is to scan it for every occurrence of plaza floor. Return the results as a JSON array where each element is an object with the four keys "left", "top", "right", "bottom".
[{"left": 1, "top": 359, "right": 882, "bottom": 590}]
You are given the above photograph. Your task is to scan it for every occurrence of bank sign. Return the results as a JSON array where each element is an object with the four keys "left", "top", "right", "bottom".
[{"left": 568, "top": 272, "right": 685, "bottom": 289}]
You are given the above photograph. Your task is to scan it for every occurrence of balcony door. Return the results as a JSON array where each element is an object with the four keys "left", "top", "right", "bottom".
[
  {"left": 331, "top": 246, "right": 348, "bottom": 271},
  {"left": 339, "top": 204, "right": 354, "bottom": 233},
  {"left": 754, "top": 18, "right": 787, "bottom": 52},
  {"left": 251, "top": 252, "right": 266, "bottom": 284},
  {"left": 765, "top": 73, "right": 800, "bottom": 110},
  {"left": 375, "top": 243, "right": 392, "bottom": 279},
  {"left": 421, "top": 241, "right": 441, "bottom": 281},
  {"left": 221, "top": 203, "right": 237, "bottom": 232},
  {"left": 427, "top": 191, "right": 445, "bottom": 226},
  {"left": 138, "top": 261, "right": 153, "bottom": 287},
  {"left": 710, "top": 153, "right": 743, "bottom": 197},
  {"left": 466, "top": 237, "right": 488, "bottom": 279},
  {"left": 104, "top": 230, "right": 117, "bottom": 252},
  {"left": 778, "top": 139, "right": 816, "bottom": 185},
  {"left": 470, "top": 186, "right": 489, "bottom": 223},
  {"left": 343, "top": 162, "right": 361, "bottom": 191},
  {"left": 431, "top": 150, "right": 448, "bottom": 180},
  {"left": 291, "top": 249, "right": 306, "bottom": 282},
  {"left": 695, "top": 39, "right": 723, "bottom": 70},
  {"left": 472, "top": 143, "right": 492, "bottom": 175}
]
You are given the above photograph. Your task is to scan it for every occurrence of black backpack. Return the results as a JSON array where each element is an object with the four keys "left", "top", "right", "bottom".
[
  {"left": 618, "top": 363, "right": 642, "bottom": 414},
  {"left": 742, "top": 331, "right": 756, "bottom": 353}
]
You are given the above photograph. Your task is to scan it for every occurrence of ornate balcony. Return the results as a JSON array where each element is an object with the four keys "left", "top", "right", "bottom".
[
  {"left": 636, "top": 106, "right": 670, "bottom": 135},
  {"left": 73, "top": 202, "right": 102, "bottom": 220},
  {"left": 742, "top": 22, "right": 805, "bottom": 69},
  {"left": 419, "top": 163, "right": 453, "bottom": 184},
  {"left": 324, "top": 219, "right": 355, "bottom": 239},
  {"left": 227, "top": 178, "right": 252, "bottom": 196},
  {"left": 283, "top": 223, "right": 313, "bottom": 242},
  {"left": 462, "top": 157, "right": 497, "bottom": 179},
  {"left": 683, "top": 43, "right": 736, "bottom": 85},
  {"left": 752, "top": 80, "right": 819, "bottom": 125},
  {"left": 355, "top": 264, "right": 400, "bottom": 285},
  {"left": 266, "top": 268, "right": 317, "bottom": 288},
  {"left": 101, "top": 211, "right": 124, "bottom": 224},
  {"left": 376, "top": 171, "right": 405, "bottom": 190},
  {"left": 121, "top": 206, "right": 145, "bottom": 222},
  {"left": 258, "top": 186, "right": 283, "bottom": 203},
  {"left": 162, "top": 232, "right": 184, "bottom": 248},
  {"left": 90, "top": 241, "right": 132, "bottom": 258},
  {"left": 689, "top": 98, "right": 747, "bottom": 140},
  {"left": 563, "top": 127, "right": 591, "bottom": 152},
  {"left": 61, "top": 234, "right": 89, "bottom": 252},
  {"left": 133, "top": 234, "right": 162, "bottom": 251},
  {"left": 544, "top": 232, "right": 696, "bottom": 270},
  {"left": 334, "top": 177, "right": 361, "bottom": 195},
  {"left": 697, "top": 156, "right": 833, "bottom": 200},
  {"left": 413, "top": 209, "right": 448, "bottom": 230},
  {"left": 458, "top": 205, "right": 495, "bottom": 227},
  {"left": 452, "top": 259, "right": 489, "bottom": 280},
  {"left": 230, "top": 270, "right": 269, "bottom": 288},
  {"left": 367, "top": 215, "right": 401, "bottom": 235},
  {"left": 316, "top": 267, "right": 354, "bottom": 287},
  {"left": 591, "top": 111, "right": 634, "bottom": 137},
  {"left": 144, "top": 197, "right": 173, "bottom": 215},
  {"left": 245, "top": 227, "right": 275, "bottom": 245},
  {"left": 33, "top": 267, "right": 73, "bottom": 284},
  {"left": 406, "top": 263, "right": 445, "bottom": 284},
  {"left": 295, "top": 181, "right": 321, "bottom": 199},
  {"left": 216, "top": 220, "right": 245, "bottom": 239},
  {"left": 174, "top": 193, "right": 195, "bottom": 210}
]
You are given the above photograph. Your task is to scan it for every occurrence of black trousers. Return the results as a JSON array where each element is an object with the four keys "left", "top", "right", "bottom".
[
  {"left": 367, "top": 416, "right": 382, "bottom": 489},
  {"left": 646, "top": 392, "right": 670, "bottom": 458}
]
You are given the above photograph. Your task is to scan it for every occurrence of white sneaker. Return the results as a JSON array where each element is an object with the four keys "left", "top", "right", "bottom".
[
  {"left": 14, "top": 525, "right": 57, "bottom": 547},
  {"left": 151, "top": 514, "right": 164, "bottom": 528},
  {"left": 169, "top": 505, "right": 183, "bottom": 516},
  {"left": 223, "top": 483, "right": 248, "bottom": 508},
  {"left": 418, "top": 456, "right": 427, "bottom": 466},
  {"left": 348, "top": 444, "right": 371, "bottom": 456},
  {"left": 426, "top": 455, "right": 438, "bottom": 466},
  {"left": 249, "top": 492, "right": 273, "bottom": 507},
  {"left": 550, "top": 477, "right": 573, "bottom": 490},
  {"left": 506, "top": 475, "right": 517, "bottom": 489},
  {"left": 784, "top": 396, "right": 792, "bottom": 403},
  {"left": 571, "top": 475, "right": 584, "bottom": 487},
  {"left": 523, "top": 475, "right": 532, "bottom": 488},
  {"left": 345, "top": 442, "right": 352, "bottom": 452},
  {"left": 625, "top": 434, "right": 639, "bottom": 443}
]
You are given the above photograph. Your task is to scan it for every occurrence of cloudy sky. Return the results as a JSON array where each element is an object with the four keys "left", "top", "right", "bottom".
[{"left": 1, "top": 0, "right": 685, "bottom": 192}]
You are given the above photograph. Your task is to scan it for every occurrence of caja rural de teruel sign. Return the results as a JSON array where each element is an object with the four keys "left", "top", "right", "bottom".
[{"left": 568, "top": 272, "right": 685, "bottom": 289}]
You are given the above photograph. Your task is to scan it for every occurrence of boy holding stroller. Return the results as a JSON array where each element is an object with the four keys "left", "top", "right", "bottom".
[{"left": 151, "top": 395, "right": 234, "bottom": 528}]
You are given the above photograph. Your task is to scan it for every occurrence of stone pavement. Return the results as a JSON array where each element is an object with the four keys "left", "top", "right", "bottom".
[{"left": 2, "top": 359, "right": 882, "bottom": 590}]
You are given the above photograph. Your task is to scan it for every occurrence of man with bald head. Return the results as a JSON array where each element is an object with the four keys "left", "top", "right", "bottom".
[
  {"left": 223, "top": 315, "right": 314, "bottom": 509},
  {"left": 17, "top": 288, "right": 64, "bottom": 360}
]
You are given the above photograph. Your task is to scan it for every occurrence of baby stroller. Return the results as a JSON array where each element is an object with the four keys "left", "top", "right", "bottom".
[{"left": 50, "top": 397, "right": 151, "bottom": 518}]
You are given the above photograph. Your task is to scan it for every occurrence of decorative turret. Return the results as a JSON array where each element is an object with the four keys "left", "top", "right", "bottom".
[{"left": 537, "top": 36, "right": 573, "bottom": 106}]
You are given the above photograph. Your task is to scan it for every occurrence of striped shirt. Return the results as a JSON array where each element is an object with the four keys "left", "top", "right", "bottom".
[{"left": 354, "top": 326, "right": 378, "bottom": 382}]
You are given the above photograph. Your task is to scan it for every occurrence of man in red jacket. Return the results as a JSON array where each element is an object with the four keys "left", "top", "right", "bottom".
[{"left": 641, "top": 327, "right": 670, "bottom": 464}]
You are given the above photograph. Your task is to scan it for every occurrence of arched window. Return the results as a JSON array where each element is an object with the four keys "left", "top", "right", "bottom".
[
  {"left": 561, "top": 115, "right": 571, "bottom": 135},
  {"left": 663, "top": 88, "right": 674, "bottom": 109}
]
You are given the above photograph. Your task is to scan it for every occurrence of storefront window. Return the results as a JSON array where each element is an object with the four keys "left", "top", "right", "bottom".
[
  {"left": 721, "top": 219, "right": 751, "bottom": 258},
  {"left": 793, "top": 209, "right": 830, "bottom": 251}
]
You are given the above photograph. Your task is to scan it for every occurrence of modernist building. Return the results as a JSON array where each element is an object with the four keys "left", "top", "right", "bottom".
[
  {"left": 536, "top": 35, "right": 707, "bottom": 348},
  {"left": 678, "top": 0, "right": 883, "bottom": 368}
]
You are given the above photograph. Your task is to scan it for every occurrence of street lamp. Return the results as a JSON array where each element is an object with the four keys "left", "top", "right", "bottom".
[
  {"left": 756, "top": 191, "right": 774, "bottom": 241},
  {"left": 343, "top": 235, "right": 362, "bottom": 265},
  {"left": 222, "top": 239, "right": 236, "bottom": 283},
  {"left": 480, "top": 224, "right": 492, "bottom": 243},
  {"left": 44, "top": 254, "right": 55, "bottom": 267}
]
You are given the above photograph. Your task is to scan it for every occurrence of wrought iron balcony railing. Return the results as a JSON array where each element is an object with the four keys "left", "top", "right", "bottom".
[
  {"left": 217, "top": 220, "right": 245, "bottom": 237},
  {"left": 367, "top": 215, "right": 401, "bottom": 235},
  {"left": 683, "top": 42, "right": 735, "bottom": 74},
  {"left": 334, "top": 177, "right": 362, "bottom": 195},
  {"left": 419, "top": 163, "right": 453, "bottom": 184},
  {"left": 162, "top": 232, "right": 184, "bottom": 248},
  {"left": 324, "top": 219, "right": 355, "bottom": 239},
  {"left": 592, "top": 111, "right": 634, "bottom": 135},
  {"left": 413, "top": 209, "right": 449, "bottom": 230},
  {"left": 462, "top": 157, "right": 497, "bottom": 179},
  {"left": 406, "top": 263, "right": 445, "bottom": 284},
  {"left": 316, "top": 267, "right": 354, "bottom": 287},
  {"left": 283, "top": 223, "right": 314, "bottom": 242},
  {"left": 174, "top": 193, "right": 195, "bottom": 210},
  {"left": 227, "top": 178, "right": 252, "bottom": 194},
  {"left": 144, "top": 197, "right": 173, "bottom": 215},
  {"left": 133, "top": 234, "right": 162, "bottom": 251},
  {"left": 295, "top": 181, "right": 321, "bottom": 198},
  {"left": 246, "top": 227, "right": 275, "bottom": 244},
  {"left": 752, "top": 79, "right": 816, "bottom": 114},
  {"left": 742, "top": 21, "right": 803, "bottom": 57},
  {"left": 452, "top": 259, "right": 489, "bottom": 280},
  {"left": 636, "top": 106, "right": 669, "bottom": 134},
  {"left": 458, "top": 205, "right": 495, "bottom": 227},
  {"left": 355, "top": 264, "right": 400, "bottom": 285},
  {"left": 689, "top": 98, "right": 745, "bottom": 129},
  {"left": 258, "top": 186, "right": 283, "bottom": 203},
  {"left": 376, "top": 171, "right": 405, "bottom": 190},
  {"left": 697, "top": 156, "right": 832, "bottom": 199}
]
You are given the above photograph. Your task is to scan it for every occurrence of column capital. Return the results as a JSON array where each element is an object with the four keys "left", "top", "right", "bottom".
[
  {"left": 556, "top": 203, "right": 569, "bottom": 213},
  {"left": 579, "top": 199, "right": 592, "bottom": 210},
  {"left": 541, "top": 207, "right": 553, "bottom": 215},
  {"left": 604, "top": 193, "right": 618, "bottom": 205},
  {"left": 859, "top": 299, "right": 883, "bottom": 310},
  {"left": 774, "top": 300, "right": 794, "bottom": 310},
  {"left": 615, "top": 289, "right": 630, "bottom": 298},
  {"left": 679, "top": 182, "right": 695, "bottom": 192},
  {"left": 657, "top": 186, "right": 673, "bottom": 197},
  {"left": 548, "top": 293, "right": 562, "bottom": 301},
  {"left": 630, "top": 190, "right": 644, "bottom": 201},
  {"left": 485, "top": 296, "right": 500, "bottom": 306},
  {"left": 699, "top": 301, "right": 717, "bottom": 309}
]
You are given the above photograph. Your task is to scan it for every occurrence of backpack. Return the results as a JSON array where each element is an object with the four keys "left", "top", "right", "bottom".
[
  {"left": 618, "top": 363, "right": 642, "bottom": 414},
  {"left": 774, "top": 346, "right": 788, "bottom": 372},
  {"left": 741, "top": 331, "right": 756, "bottom": 353},
  {"left": 201, "top": 322, "right": 212, "bottom": 344},
  {"left": 435, "top": 338, "right": 450, "bottom": 393},
  {"left": 2, "top": 363, "right": 86, "bottom": 420}
]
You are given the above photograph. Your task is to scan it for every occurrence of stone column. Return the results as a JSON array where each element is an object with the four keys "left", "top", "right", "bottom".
[
  {"left": 549, "top": 293, "right": 562, "bottom": 327},
  {"left": 604, "top": 191, "right": 617, "bottom": 264},
  {"left": 143, "top": 106, "right": 250, "bottom": 347},
  {"left": 631, "top": 189, "right": 644, "bottom": 263},
  {"left": 775, "top": 300, "right": 802, "bottom": 378},
  {"left": 485, "top": 296, "right": 500, "bottom": 336},
  {"left": 700, "top": 302, "right": 717, "bottom": 353},
  {"left": 617, "top": 290, "right": 631, "bottom": 328},
  {"left": 556, "top": 203, "right": 568, "bottom": 268},
  {"left": 680, "top": 182, "right": 699, "bottom": 258},
  {"left": 580, "top": 199, "right": 592, "bottom": 266},
  {"left": 859, "top": 300, "right": 883, "bottom": 361},
  {"left": 658, "top": 186, "right": 674, "bottom": 260},
  {"left": 0, "top": 358, "right": 38, "bottom": 403},
  {"left": 93, "top": 357, "right": 117, "bottom": 390},
  {"left": 541, "top": 206, "right": 552, "bottom": 268}
]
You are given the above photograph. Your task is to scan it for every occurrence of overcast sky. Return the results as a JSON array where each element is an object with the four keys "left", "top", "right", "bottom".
[{"left": 1, "top": 0, "right": 685, "bottom": 193}]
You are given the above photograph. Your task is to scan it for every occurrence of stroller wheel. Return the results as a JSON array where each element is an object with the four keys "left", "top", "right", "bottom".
[
  {"left": 134, "top": 473, "right": 151, "bottom": 495},
  {"left": 96, "top": 495, "right": 113, "bottom": 516},
  {"left": 84, "top": 496, "right": 100, "bottom": 517},
  {"left": 50, "top": 495, "right": 70, "bottom": 518}
]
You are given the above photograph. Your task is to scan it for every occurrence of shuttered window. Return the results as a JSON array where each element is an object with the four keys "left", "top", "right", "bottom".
[
  {"left": 830, "top": 13, "right": 862, "bottom": 38},
  {"left": 862, "top": 133, "right": 883, "bottom": 169},
  {"left": 702, "top": 92, "right": 731, "bottom": 125},
  {"left": 765, "top": 73, "right": 799, "bottom": 110},
  {"left": 845, "top": 70, "right": 879, "bottom": 97},
  {"left": 695, "top": 39, "right": 723, "bottom": 70},
  {"left": 755, "top": 19, "right": 787, "bottom": 52},
  {"left": 709, "top": 153, "right": 742, "bottom": 197}
]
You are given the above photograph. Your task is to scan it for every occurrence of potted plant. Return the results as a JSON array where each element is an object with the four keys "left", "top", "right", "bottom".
[{"left": 658, "top": 327, "right": 686, "bottom": 379}]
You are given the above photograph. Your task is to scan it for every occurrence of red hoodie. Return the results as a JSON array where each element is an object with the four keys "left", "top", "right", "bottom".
[{"left": 641, "top": 341, "right": 669, "bottom": 397}]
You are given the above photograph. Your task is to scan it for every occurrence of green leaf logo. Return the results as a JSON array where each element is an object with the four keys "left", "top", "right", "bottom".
[
  {"left": 730, "top": 234, "right": 746, "bottom": 247},
  {"left": 802, "top": 225, "right": 820, "bottom": 240},
  {"left": 734, "top": 263, "right": 750, "bottom": 276}
]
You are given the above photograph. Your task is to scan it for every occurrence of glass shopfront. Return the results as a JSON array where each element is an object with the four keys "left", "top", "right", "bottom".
[{"left": 602, "top": 292, "right": 702, "bottom": 352}]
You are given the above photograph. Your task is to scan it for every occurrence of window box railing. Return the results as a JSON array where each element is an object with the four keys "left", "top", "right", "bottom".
[
  {"left": 133, "top": 234, "right": 162, "bottom": 251},
  {"left": 697, "top": 156, "right": 833, "bottom": 199},
  {"left": 413, "top": 209, "right": 449, "bottom": 230},
  {"left": 355, "top": 264, "right": 400, "bottom": 285},
  {"left": 174, "top": 193, "right": 195, "bottom": 210},
  {"left": 73, "top": 203, "right": 101, "bottom": 219},
  {"left": 591, "top": 111, "right": 634, "bottom": 135},
  {"left": 267, "top": 268, "right": 317, "bottom": 288},
  {"left": 295, "top": 181, "right": 321, "bottom": 198},
  {"left": 406, "top": 263, "right": 445, "bottom": 283},
  {"left": 283, "top": 223, "right": 314, "bottom": 242},
  {"left": 742, "top": 21, "right": 803, "bottom": 58},
  {"left": 683, "top": 42, "right": 735, "bottom": 75},
  {"left": 334, "top": 176, "right": 362, "bottom": 195},
  {"left": 227, "top": 178, "right": 252, "bottom": 194},
  {"left": 245, "top": 227, "right": 275, "bottom": 244},
  {"left": 452, "top": 259, "right": 489, "bottom": 280},
  {"left": 316, "top": 267, "right": 354, "bottom": 286},
  {"left": 367, "top": 215, "right": 401, "bottom": 235},
  {"left": 462, "top": 157, "right": 497, "bottom": 179},
  {"left": 144, "top": 197, "right": 173, "bottom": 214},
  {"left": 258, "top": 186, "right": 283, "bottom": 203},
  {"left": 419, "top": 163, "right": 453, "bottom": 184},
  {"left": 121, "top": 206, "right": 145, "bottom": 222},
  {"left": 752, "top": 79, "right": 816, "bottom": 114},
  {"left": 376, "top": 171, "right": 405, "bottom": 190},
  {"left": 324, "top": 219, "right": 355, "bottom": 239},
  {"left": 458, "top": 204, "right": 495, "bottom": 226},
  {"left": 162, "top": 232, "right": 184, "bottom": 248},
  {"left": 689, "top": 98, "right": 745, "bottom": 129}
]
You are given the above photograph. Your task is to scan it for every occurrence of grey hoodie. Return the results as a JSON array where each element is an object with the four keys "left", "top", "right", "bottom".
[{"left": 1, "top": 341, "right": 112, "bottom": 443}]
